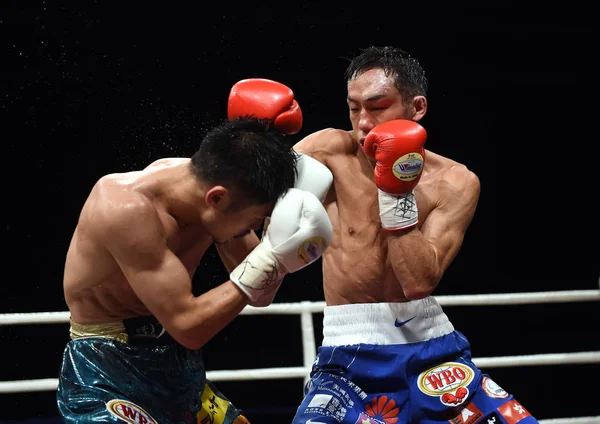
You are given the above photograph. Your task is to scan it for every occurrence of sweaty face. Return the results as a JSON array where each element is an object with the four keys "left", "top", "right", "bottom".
[
  {"left": 210, "top": 203, "right": 273, "bottom": 244},
  {"left": 347, "top": 68, "right": 413, "bottom": 149}
]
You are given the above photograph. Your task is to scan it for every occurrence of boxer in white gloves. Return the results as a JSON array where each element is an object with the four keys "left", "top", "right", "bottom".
[{"left": 56, "top": 116, "right": 331, "bottom": 424}]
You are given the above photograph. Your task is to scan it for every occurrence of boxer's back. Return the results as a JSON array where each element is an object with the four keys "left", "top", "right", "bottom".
[{"left": 63, "top": 160, "right": 212, "bottom": 324}]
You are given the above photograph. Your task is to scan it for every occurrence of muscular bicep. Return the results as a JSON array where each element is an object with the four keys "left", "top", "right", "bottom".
[
  {"left": 114, "top": 240, "right": 193, "bottom": 328},
  {"left": 293, "top": 137, "right": 328, "bottom": 165},
  {"left": 293, "top": 128, "right": 352, "bottom": 165},
  {"left": 99, "top": 201, "right": 194, "bottom": 329},
  {"left": 421, "top": 169, "right": 480, "bottom": 273}
]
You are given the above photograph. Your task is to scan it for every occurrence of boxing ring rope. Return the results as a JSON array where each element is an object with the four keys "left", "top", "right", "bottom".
[{"left": 1, "top": 289, "right": 599, "bottom": 424}]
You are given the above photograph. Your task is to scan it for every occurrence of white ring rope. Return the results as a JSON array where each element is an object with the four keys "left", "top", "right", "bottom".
[
  {"left": 1, "top": 289, "right": 599, "bottom": 424},
  {"left": 2, "top": 351, "right": 599, "bottom": 393},
  {"left": 1, "top": 289, "right": 599, "bottom": 325}
]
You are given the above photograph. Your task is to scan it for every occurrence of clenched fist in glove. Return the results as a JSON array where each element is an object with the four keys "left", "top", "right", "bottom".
[
  {"left": 228, "top": 78, "right": 303, "bottom": 134},
  {"left": 229, "top": 188, "right": 332, "bottom": 305},
  {"left": 363, "top": 119, "right": 427, "bottom": 231}
]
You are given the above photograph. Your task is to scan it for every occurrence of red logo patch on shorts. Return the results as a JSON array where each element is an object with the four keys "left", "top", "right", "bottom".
[
  {"left": 497, "top": 399, "right": 532, "bottom": 424},
  {"left": 362, "top": 395, "right": 400, "bottom": 424},
  {"left": 447, "top": 402, "right": 483, "bottom": 424}
]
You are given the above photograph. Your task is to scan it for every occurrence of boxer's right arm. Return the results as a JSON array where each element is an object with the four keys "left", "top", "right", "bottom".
[
  {"left": 98, "top": 197, "right": 249, "bottom": 350},
  {"left": 228, "top": 78, "right": 303, "bottom": 134},
  {"left": 227, "top": 78, "right": 334, "bottom": 202},
  {"left": 293, "top": 127, "right": 353, "bottom": 168}
]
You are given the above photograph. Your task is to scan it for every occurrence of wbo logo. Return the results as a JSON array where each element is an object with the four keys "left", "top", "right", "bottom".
[
  {"left": 106, "top": 399, "right": 157, "bottom": 424},
  {"left": 417, "top": 362, "right": 474, "bottom": 407}
]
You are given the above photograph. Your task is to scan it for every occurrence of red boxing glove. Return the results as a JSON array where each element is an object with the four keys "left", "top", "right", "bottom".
[
  {"left": 363, "top": 120, "right": 427, "bottom": 194},
  {"left": 363, "top": 120, "right": 427, "bottom": 231},
  {"left": 228, "top": 78, "right": 303, "bottom": 134}
]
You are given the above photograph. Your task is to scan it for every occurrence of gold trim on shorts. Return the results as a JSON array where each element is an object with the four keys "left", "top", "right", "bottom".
[{"left": 69, "top": 319, "right": 129, "bottom": 344}]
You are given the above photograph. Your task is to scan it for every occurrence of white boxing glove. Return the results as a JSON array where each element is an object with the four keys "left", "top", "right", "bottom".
[
  {"left": 294, "top": 153, "right": 333, "bottom": 203},
  {"left": 246, "top": 153, "right": 332, "bottom": 306},
  {"left": 230, "top": 188, "right": 332, "bottom": 302},
  {"left": 246, "top": 216, "right": 282, "bottom": 307}
]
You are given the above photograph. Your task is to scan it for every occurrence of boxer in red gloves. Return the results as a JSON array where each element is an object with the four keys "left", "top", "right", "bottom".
[{"left": 287, "top": 46, "right": 539, "bottom": 424}]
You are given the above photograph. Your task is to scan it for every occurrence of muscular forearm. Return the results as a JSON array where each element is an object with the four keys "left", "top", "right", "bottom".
[
  {"left": 386, "top": 229, "right": 442, "bottom": 299},
  {"left": 175, "top": 281, "right": 248, "bottom": 350},
  {"left": 215, "top": 232, "right": 260, "bottom": 273}
]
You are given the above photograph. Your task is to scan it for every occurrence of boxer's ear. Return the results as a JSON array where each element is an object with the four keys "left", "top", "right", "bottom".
[
  {"left": 205, "top": 186, "right": 231, "bottom": 212},
  {"left": 412, "top": 95, "right": 427, "bottom": 121}
]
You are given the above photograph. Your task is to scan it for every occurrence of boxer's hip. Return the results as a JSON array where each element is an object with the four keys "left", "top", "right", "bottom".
[
  {"left": 69, "top": 315, "right": 177, "bottom": 346},
  {"left": 62, "top": 316, "right": 206, "bottom": 401},
  {"left": 58, "top": 319, "right": 207, "bottom": 422},
  {"left": 322, "top": 296, "right": 455, "bottom": 346},
  {"left": 61, "top": 320, "right": 205, "bottom": 385}
]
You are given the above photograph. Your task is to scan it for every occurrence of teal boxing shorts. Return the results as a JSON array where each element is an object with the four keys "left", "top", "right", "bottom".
[
  {"left": 292, "top": 298, "right": 539, "bottom": 424},
  {"left": 56, "top": 316, "right": 250, "bottom": 424}
]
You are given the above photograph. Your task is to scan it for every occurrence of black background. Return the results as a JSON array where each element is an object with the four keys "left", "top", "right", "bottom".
[{"left": 1, "top": 1, "right": 598, "bottom": 423}]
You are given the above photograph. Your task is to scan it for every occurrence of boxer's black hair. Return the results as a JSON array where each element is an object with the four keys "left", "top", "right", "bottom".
[
  {"left": 345, "top": 46, "right": 429, "bottom": 101},
  {"left": 191, "top": 117, "right": 298, "bottom": 210}
]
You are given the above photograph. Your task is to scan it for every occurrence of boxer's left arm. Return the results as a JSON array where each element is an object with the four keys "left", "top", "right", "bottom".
[
  {"left": 364, "top": 120, "right": 480, "bottom": 299},
  {"left": 386, "top": 167, "right": 480, "bottom": 299}
]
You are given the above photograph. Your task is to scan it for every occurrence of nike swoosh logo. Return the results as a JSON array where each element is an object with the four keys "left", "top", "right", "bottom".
[
  {"left": 306, "top": 420, "right": 326, "bottom": 424},
  {"left": 394, "top": 316, "right": 416, "bottom": 327}
]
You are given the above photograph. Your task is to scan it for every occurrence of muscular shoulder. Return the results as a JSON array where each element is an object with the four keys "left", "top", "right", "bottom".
[
  {"left": 443, "top": 160, "right": 480, "bottom": 199},
  {"left": 424, "top": 150, "right": 480, "bottom": 205},
  {"left": 82, "top": 175, "right": 163, "bottom": 244},
  {"left": 293, "top": 128, "right": 357, "bottom": 164},
  {"left": 144, "top": 157, "right": 188, "bottom": 170}
]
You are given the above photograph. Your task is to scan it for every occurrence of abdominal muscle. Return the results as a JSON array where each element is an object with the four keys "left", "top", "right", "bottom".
[
  {"left": 320, "top": 152, "right": 411, "bottom": 306},
  {"left": 322, "top": 206, "right": 410, "bottom": 305}
]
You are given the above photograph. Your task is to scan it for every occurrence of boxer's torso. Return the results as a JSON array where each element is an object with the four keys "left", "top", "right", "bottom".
[
  {"left": 64, "top": 158, "right": 213, "bottom": 324},
  {"left": 307, "top": 129, "right": 461, "bottom": 305}
]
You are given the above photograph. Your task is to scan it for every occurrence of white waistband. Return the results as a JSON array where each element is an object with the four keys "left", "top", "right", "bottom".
[{"left": 322, "top": 297, "right": 454, "bottom": 346}]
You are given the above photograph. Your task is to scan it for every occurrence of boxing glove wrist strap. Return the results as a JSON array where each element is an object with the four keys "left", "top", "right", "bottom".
[
  {"left": 229, "top": 242, "right": 286, "bottom": 301},
  {"left": 247, "top": 275, "right": 285, "bottom": 307},
  {"left": 378, "top": 189, "right": 419, "bottom": 231}
]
